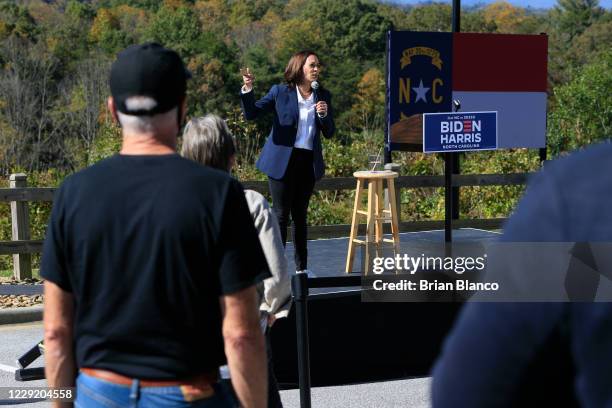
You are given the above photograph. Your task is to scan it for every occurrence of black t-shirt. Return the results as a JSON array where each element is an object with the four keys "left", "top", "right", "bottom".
[{"left": 41, "top": 154, "right": 270, "bottom": 379}]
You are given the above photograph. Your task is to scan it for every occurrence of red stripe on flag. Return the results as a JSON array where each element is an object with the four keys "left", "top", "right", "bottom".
[{"left": 452, "top": 33, "right": 547, "bottom": 92}]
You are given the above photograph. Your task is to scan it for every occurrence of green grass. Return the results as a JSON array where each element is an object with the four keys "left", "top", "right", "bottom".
[{"left": 0, "top": 268, "right": 40, "bottom": 280}]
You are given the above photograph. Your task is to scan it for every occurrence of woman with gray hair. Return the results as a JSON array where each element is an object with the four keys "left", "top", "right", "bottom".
[{"left": 182, "top": 114, "right": 289, "bottom": 408}]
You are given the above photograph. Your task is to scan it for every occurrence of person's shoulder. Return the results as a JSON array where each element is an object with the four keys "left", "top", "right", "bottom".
[
  {"left": 274, "top": 84, "right": 293, "bottom": 94},
  {"left": 244, "top": 189, "right": 269, "bottom": 213}
]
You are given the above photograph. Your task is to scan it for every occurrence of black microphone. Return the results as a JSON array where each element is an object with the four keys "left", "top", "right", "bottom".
[{"left": 311, "top": 80, "right": 323, "bottom": 118}]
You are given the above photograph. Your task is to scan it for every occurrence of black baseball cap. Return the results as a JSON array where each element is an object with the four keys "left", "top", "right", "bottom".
[{"left": 110, "top": 43, "right": 191, "bottom": 116}]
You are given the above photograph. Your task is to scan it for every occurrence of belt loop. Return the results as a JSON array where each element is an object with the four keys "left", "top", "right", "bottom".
[{"left": 130, "top": 379, "right": 140, "bottom": 403}]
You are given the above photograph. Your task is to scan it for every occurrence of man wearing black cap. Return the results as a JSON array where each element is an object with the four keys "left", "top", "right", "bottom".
[{"left": 42, "top": 43, "right": 270, "bottom": 408}]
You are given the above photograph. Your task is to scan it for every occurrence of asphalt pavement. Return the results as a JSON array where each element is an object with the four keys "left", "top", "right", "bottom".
[{"left": 0, "top": 322, "right": 47, "bottom": 406}]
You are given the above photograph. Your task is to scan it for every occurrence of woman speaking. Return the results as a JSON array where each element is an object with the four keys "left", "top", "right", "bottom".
[{"left": 240, "top": 50, "right": 335, "bottom": 274}]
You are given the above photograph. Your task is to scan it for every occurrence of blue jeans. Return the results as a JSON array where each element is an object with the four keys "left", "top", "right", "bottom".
[{"left": 75, "top": 372, "right": 238, "bottom": 408}]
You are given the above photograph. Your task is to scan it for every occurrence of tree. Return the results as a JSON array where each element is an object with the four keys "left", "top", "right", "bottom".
[
  {"left": 43, "top": 1, "right": 94, "bottom": 65},
  {"left": 483, "top": 1, "right": 528, "bottom": 33},
  {"left": 567, "top": 15, "right": 612, "bottom": 66},
  {"left": 0, "top": 37, "right": 60, "bottom": 171},
  {"left": 301, "top": 0, "right": 391, "bottom": 62},
  {"left": 0, "top": 2, "right": 38, "bottom": 41},
  {"left": 376, "top": 3, "right": 411, "bottom": 30},
  {"left": 90, "top": 5, "right": 149, "bottom": 55},
  {"left": 547, "top": 51, "right": 611, "bottom": 156},
  {"left": 463, "top": 9, "right": 497, "bottom": 33},
  {"left": 547, "top": 1, "right": 607, "bottom": 85},
  {"left": 348, "top": 68, "right": 384, "bottom": 133},
  {"left": 54, "top": 55, "right": 112, "bottom": 167},
  {"left": 271, "top": 17, "right": 322, "bottom": 65},
  {"left": 145, "top": 3, "right": 201, "bottom": 57},
  {"left": 551, "top": 0, "right": 604, "bottom": 41},
  {"left": 194, "top": 0, "right": 230, "bottom": 35},
  {"left": 406, "top": 3, "right": 452, "bottom": 32}
]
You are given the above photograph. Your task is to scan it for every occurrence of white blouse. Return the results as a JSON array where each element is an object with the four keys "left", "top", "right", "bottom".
[{"left": 294, "top": 87, "right": 316, "bottom": 150}]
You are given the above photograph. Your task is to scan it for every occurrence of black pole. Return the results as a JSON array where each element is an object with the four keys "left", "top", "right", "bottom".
[
  {"left": 452, "top": 0, "right": 460, "bottom": 32},
  {"left": 444, "top": 153, "right": 453, "bottom": 242},
  {"left": 384, "top": 30, "right": 392, "bottom": 165},
  {"left": 292, "top": 273, "right": 311, "bottom": 408},
  {"left": 450, "top": 0, "right": 461, "bottom": 221},
  {"left": 539, "top": 147, "right": 547, "bottom": 165},
  {"left": 444, "top": 0, "right": 461, "bottom": 241}
]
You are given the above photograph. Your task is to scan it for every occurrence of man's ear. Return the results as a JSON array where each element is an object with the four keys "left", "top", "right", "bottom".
[{"left": 107, "top": 97, "right": 119, "bottom": 124}]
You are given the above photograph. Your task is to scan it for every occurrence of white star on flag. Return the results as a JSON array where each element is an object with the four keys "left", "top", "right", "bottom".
[{"left": 413, "top": 79, "right": 430, "bottom": 103}]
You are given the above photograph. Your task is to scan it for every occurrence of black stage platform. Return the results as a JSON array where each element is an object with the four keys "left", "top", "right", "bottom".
[{"left": 272, "top": 228, "right": 500, "bottom": 388}]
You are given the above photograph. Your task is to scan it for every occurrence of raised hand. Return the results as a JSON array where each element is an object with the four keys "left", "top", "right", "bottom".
[{"left": 241, "top": 67, "right": 254, "bottom": 92}]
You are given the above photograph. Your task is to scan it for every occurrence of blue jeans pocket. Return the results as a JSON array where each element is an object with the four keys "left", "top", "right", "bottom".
[{"left": 76, "top": 373, "right": 129, "bottom": 408}]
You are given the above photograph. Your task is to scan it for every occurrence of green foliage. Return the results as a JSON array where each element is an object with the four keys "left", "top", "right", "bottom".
[
  {"left": 548, "top": 51, "right": 612, "bottom": 156},
  {"left": 302, "top": 0, "right": 391, "bottom": 62},
  {"left": 547, "top": 0, "right": 608, "bottom": 85},
  {"left": 405, "top": 3, "right": 452, "bottom": 32},
  {"left": 145, "top": 4, "right": 201, "bottom": 57},
  {"left": 347, "top": 68, "right": 385, "bottom": 132},
  {"left": 89, "top": 122, "right": 123, "bottom": 164},
  {"left": 460, "top": 150, "right": 540, "bottom": 218},
  {"left": 0, "top": 2, "right": 38, "bottom": 41},
  {"left": 90, "top": 5, "right": 150, "bottom": 54},
  {"left": 551, "top": 0, "right": 604, "bottom": 41},
  {"left": 566, "top": 16, "right": 612, "bottom": 67}
]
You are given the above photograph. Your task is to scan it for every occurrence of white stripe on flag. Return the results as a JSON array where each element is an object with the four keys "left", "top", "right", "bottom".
[{"left": 452, "top": 91, "right": 547, "bottom": 149}]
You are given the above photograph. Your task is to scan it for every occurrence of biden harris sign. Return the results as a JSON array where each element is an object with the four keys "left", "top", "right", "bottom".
[{"left": 423, "top": 111, "right": 497, "bottom": 153}]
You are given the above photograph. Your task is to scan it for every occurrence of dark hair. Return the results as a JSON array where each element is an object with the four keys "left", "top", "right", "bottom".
[{"left": 284, "top": 50, "right": 320, "bottom": 87}]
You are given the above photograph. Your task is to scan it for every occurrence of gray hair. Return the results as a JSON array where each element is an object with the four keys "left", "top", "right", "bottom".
[
  {"left": 117, "top": 96, "right": 178, "bottom": 134},
  {"left": 181, "top": 114, "right": 236, "bottom": 172}
]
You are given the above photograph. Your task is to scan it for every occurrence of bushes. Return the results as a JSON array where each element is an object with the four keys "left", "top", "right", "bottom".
[{"left": 548, "top": 51, "right": 612, "bottom": 156}]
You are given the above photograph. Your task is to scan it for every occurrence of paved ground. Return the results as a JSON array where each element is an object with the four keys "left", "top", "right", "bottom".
[
  {"left": 280, "top": 377, "right": 431, "bottom": 408},
  {"left": 0, "top": 322, "right": 46, "bottom": 406},
  {"left": 0, "top": 286, "right": 43, "bottom": 296}
]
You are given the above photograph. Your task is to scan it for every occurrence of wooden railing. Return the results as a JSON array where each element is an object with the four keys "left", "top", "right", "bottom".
[{"left": 1, "top": 172, "right": 533, "bottom": 279}]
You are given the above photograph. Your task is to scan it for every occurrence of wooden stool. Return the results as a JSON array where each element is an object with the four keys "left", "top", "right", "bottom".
[{"left": 345, "top": 171, "right": 400, "bottom": 274}]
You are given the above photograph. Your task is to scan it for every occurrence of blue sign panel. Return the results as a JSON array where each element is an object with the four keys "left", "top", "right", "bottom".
[
  {"left": 387, "top": 31, "right": 453, "bottom": 151},
  {"left": 423, "top": 111, "right": 498, "bottom": 153}
]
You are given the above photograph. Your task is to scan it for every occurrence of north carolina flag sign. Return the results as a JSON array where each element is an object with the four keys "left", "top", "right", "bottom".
[{"left": 387, "top": 31, "right": 547, "bottom": 151}]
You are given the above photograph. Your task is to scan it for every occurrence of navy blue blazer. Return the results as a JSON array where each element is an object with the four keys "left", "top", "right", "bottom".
[{"left": 240, "top": 84, "right": 335, "bottom": 180}]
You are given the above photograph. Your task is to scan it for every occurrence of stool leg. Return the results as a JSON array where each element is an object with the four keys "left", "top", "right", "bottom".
[
  {"left": 364, "top": 180, "right": 376, "bottom": 275},
  {"left": 387, "top": 179, "right": 401, "bottom": 273},
  {"left": 376, "top": 180, "right": 384, "bottom": 257},
  {"left": 345, "top": 179, "right": 363, "bottom": 274}
]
